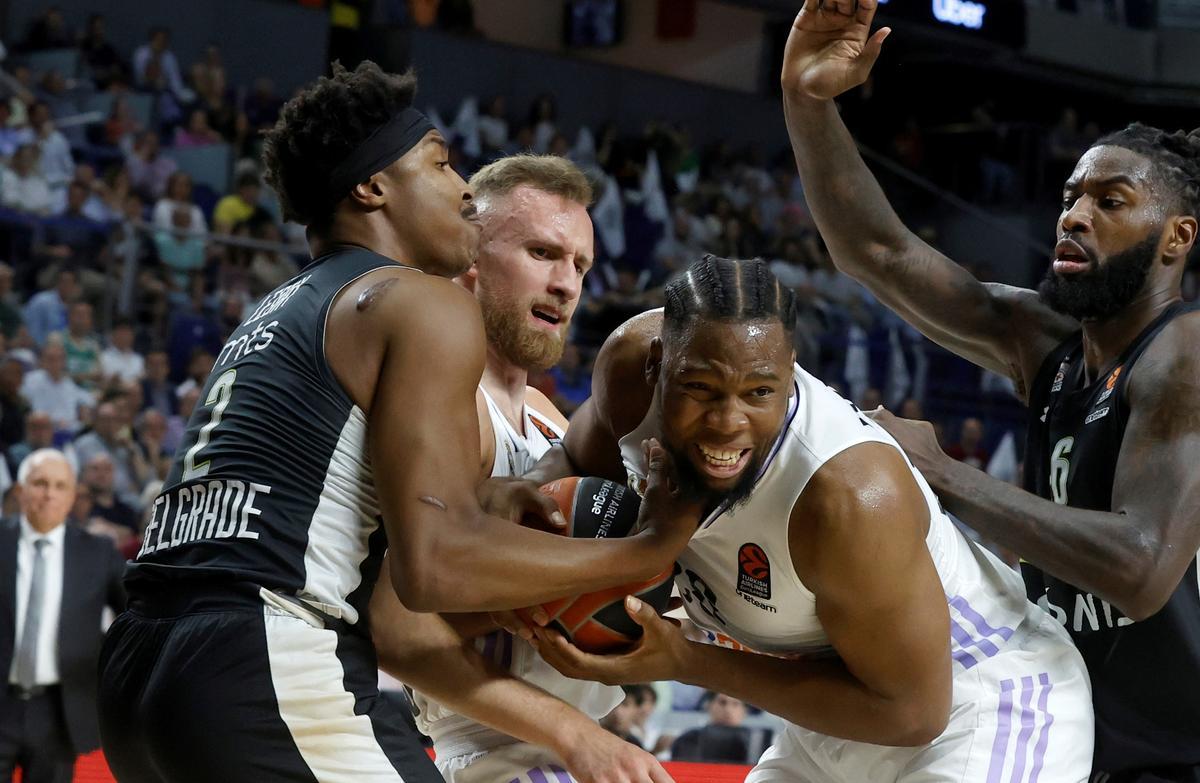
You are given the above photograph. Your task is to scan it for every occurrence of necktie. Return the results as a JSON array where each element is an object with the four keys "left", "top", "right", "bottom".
[{"left": 14, "top": 538, "right": 48, "bottom": 689}]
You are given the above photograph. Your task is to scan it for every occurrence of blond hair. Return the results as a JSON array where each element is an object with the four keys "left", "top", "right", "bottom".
[{"left": 469, "top": 153, "right": 593, "bottom": 208}]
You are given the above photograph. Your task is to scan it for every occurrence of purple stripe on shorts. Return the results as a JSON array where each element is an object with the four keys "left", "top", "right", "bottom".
[
  {"left": 1009, "top": 676, "right": 1037, "bottom": 783},
  {"left": 549, "top": 765, "right": 572, "bottom": 783},
  {"left": 506, "top": 778, "right": 520, "bottom": 783},
  {"left": 528, "top": 768, "right": 550, "bottom": 783},
  {"left": 1029, "top": 673, "right": 1055, "bottom": 783},
  {"left": 950, "top": 617, "right": 1001, "bottom": 659},
  {"left": 481, "top": 631, "right": 498, "bottom": 662},
  {"left": 500, "top": 631, "right": 513, "bottom": 670},
  {"left": 986, "top": 679, "right": 1015, "bottom": 783},
  {"left": 950, "top": 596, "right": 1015, "bottom": 642}
]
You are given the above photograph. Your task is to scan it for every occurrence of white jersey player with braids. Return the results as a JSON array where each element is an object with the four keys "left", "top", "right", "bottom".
[
  {"left": 527, "top": 254, "right": 1095, "bottom": 782},
  {"left": 369, "top": 154, "right": 674, "bottom": 783}
]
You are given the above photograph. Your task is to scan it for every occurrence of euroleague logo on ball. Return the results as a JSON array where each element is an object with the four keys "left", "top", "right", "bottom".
[{"left": 737, "top": 543, "right": 771, "bottom": 601}]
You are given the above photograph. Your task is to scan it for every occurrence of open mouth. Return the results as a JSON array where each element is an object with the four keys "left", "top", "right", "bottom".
[
  {"left": 530, "top": 306, "right": 562, "bottom": 328},
  {"left": 1053, "top": 239, "right": 1092, "bottom": 275},
  {"left": 696, "top": 444, "right": 752, "bottom": 478}
]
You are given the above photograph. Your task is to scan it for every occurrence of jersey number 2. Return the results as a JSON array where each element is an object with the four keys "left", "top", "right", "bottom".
[
  {"left": 182, "top": 369, "right": 237, "bottom": 481},
  {"left": 1049, "top": 436, "right": 1073, "bottom": 505}
]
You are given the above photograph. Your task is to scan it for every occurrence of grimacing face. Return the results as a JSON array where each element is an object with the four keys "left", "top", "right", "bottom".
[
  {"left": 1042, "top": 145, "right": 1183, "bottom": 320},
  {"left": 471, "top": 186, "right": 593, "bottom": 371},
  {"left": 655, "top": 318, "right": 795, "bottom": 510}
]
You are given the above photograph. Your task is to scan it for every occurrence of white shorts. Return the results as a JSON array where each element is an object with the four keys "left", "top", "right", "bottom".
[
  {"left": 438, "top": 742, "right": 576, "bottom": 783},
  {"left": 748, "top": 616, "right": 1094, "bottom": 782}
]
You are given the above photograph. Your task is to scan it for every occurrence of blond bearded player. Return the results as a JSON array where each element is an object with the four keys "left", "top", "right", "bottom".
[{"left": 370, "top": 155, "right": 674, "bottom": 783}]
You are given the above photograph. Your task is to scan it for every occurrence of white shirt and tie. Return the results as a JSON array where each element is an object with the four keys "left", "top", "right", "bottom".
[{"left": 8, "top": 518, "right": 65, "bottom": 687}]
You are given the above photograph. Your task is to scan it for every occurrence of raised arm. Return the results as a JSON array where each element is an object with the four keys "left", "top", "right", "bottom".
[
  {"left": 333, "top": 275, "right": 699, "bottom": 612},
  {"left": 780, "top": 0, "right": 1074, "bottom": 395},
  {"left": 533, "top": 442, "right": 952, "bottom": 746}
]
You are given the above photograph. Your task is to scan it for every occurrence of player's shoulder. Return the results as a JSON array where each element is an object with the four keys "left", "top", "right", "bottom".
[
  {"left": 1128, "top": 307, "right": 1200, "bottom": 408},
  {"left": 524, "top": 385, "right": 569, "bottom": 430},
  {"left": 596, "top": 308, "right": 662, "bottom": 377},
  {"left": 797, "top": 440, "right": 924, "bottom": 527}
]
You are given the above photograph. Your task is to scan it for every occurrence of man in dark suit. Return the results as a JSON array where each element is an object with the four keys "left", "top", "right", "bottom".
[{"left": 0, "top": 448, "right": 126, "bottom": 782}]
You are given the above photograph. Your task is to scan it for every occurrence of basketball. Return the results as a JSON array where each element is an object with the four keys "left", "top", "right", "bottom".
[{"left": 518, "top": 476, "right": 675, "bottom": 653}]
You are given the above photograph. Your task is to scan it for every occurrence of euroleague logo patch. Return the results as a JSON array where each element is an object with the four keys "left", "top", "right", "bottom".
[{"left": 736, "top": 543, "right": 771, "bottom": 601}]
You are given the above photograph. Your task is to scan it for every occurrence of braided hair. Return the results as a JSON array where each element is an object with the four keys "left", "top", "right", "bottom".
[
  {"left": 262, "top": 61, "right": 418, "bottom": 231},
  {"left": 663, "top": 255, "right": 798, "bottom": 341},
  {"left": 1094, "top": 123, "right": 1200, "bottom": 216}
]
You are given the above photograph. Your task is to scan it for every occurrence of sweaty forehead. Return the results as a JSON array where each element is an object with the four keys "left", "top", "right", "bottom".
[
  {"left": 484, "top": 186, "right": 592, "bottom": 244},
  {"left": 1068, "top": 145, "right": 1155, "bottom": 190},
  {"left": 668, "top": 318, "right": 792, "bottom": 371}
]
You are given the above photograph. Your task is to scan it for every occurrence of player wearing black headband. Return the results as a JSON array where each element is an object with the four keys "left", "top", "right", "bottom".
[{"left": 97, "top": 62, "right": 701, "bottom": 783}]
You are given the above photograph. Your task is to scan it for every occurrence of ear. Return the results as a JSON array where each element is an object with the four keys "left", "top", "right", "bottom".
[
  {"left": 346, "top": 173, "right": 387, "bottom": 211},
  {"left": 646, "top": 337, "right": 664, "bottom": 387},
  {"left": 1165, "top": 215, "right": 1198, "bottom": 264}
]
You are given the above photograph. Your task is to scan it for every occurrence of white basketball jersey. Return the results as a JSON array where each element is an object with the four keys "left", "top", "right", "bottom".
[
  {"left": 412, "top": 387, "right": 623, "bottom": 758},
  {"left": 619, "top": 364, "right": 1049, "bottom": 667}
]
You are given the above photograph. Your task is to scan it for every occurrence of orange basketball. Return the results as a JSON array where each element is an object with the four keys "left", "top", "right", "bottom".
[{"left": 517, "top": 477, "right": 675, "bottom": 653}]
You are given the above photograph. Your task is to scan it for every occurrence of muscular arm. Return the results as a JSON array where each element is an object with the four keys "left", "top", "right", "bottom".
[
  {"left": 675, "top": 443, "right": 951, "bottom": 745},
  {"left": 370, "top": 557, "right": 609, "bottom": 758},
  {"left": 360, "top": 280, "right": 691, "bottom": 611},
  {"left": 779, "top": 5, "right": 1074, "bottom": 397},
  {"left": 919, "top": 320, "right": 1200, "bottom": 620}
]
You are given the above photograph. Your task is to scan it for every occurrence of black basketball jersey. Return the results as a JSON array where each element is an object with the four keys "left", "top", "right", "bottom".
[
  {"left": 128, "top": 247, "right": 408, "bottom": 628},
  {"left": 1023, "top": 301, "right": 1200, "bottom": 773}
]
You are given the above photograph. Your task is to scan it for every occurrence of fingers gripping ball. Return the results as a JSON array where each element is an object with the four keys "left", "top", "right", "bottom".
[{"left": 518, "top": 477, "right": 674, "bottom": 653}]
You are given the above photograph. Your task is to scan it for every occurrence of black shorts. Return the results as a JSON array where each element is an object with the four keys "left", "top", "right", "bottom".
[{"left": 98, "top": 582, "right": 440, "bottom": 783}]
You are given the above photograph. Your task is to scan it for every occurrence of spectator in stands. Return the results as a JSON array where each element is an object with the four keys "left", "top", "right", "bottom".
[
  {"left": 527, "top": 93, "right": 558, "bottom": 154},
  {"left": 174, "top": 108, "right": 222, "bottom": 148},
  {"left": 0, "top": 264, "right": 21, "bottom": 339},
  {"left": 627, "top": 684, "right": 671, "bottom": 756},
  {"left": 600, "top": 687, "right": 643, "bottom": 748},
  {"left": 126, "top": 130, "right": 177, "bottom": 202},
  {"left": 72, "top": 399, "right": 145, "bottom": 499},
  {"left": 58, "top": 301, "right": 101, "bottom": 389},
  {"left": 212, "top": 172, "right": 261, "bottom": 234},
  {"left": 0, "top": 103, "right": 29, "bottom": 159},
  {"left": 7, "top": 410, "right": 53, "bottom": 475},
  {"left": 104, "top": 97, "right": 142, "bottom": 154},
  {"left": 22, "top": 268, "right": 76, "bottom": 347},
  {"left": 155, "top": 202, "right": 208, "bottom": 289},
  {"left": 79, "top": 14, "right": 128, "bottom": 90},
  {"left": 67, "top": 478, "right": 93, "bottom": 526},
  {"left": 245, "top": 211, "right": 296, "bottom": 297},
  {"left": 168, "top": 386, "right": 199, "bottom": 452},
  {"left": 0, "top": 143, "right": 53, "bottom": 216},
  {"left": 28, "top": 102, "right": 73, "bottom": 201},
  {"left": 133, "top": 408, "right": 169, "bottom": 483},
  {"left": 99, "top": 318, "right": 144, "bottom": 385},
  {"left": 18, "top": 6, "right": 72, "bottom": 52},
  {"left": 139, "top": 349, "right": 175, "bottom": 418},
  {"left": 20, "top": 337, "right": 93, "bottom": 435},
  {"left": 670, "top": 692, "right": 750, "bottom": 764},
  {"left": 132, "top": 26, "right": 194, "bottom": 106},
  {"left": 478, "top": 95, "right": 510, "bottom": 155},
  {"left": 37, "top": 181, "right": 110, "bottom": 265},
  {"left": 36, "top": 70, "right": 77, "bottom": 127},
  {"left": 71, "top": 164, "right": 120, "bottom": 223},
  {"left": 243, "top": 77, "right": 282, "bottom": 137},
  {"left": 80, "top": 452, "right": 138, "bottom": 547},
  {"left": 947, "top": 416, "right": 990, "bottom": 469},
  {"left": 174, "top": 348, "right": 214, "bottom": 399},
  {"left": 0, "top": 358, "right": 29, "bottom": 454}
]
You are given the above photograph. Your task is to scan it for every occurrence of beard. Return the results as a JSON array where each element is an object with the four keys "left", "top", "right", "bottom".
[
  {"left": 477, "top": 285, "right": 567, "bottom": 371},
  {"left": 1038, "top": 235, "right": 1158, "bottom": 321},
  {"left": 658, "top": 401, "right": 767, "bottom": 514}
]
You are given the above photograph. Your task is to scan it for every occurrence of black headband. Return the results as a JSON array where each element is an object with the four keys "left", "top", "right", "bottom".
[{"left": 328, "top": 107, "right": 436, "bottom": 199}]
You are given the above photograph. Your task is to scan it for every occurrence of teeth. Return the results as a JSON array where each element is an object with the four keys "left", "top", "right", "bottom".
[{"left": 699, "top": 445, "right": 743, "bottom": 465}]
